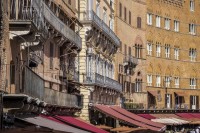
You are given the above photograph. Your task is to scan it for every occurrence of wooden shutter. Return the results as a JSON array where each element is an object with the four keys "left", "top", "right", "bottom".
[
  {"left": 140, "top": 45, "right": 143, "bottom": 58},
  {"left": 119, "top": 3, "right": 122, "bottom": 17},
  {"left": 189, "top": 24, "right": 191, "bottom": 33},
  {"left": 190, "top": 95, "right": 193, "bottom": 109},
  {"left": 197, "top": 96, "right": 199, "bottom": 109},
  {"left": 122, "top": 76, "right": 124, "bottom": 92},
  {"left": 165, "top": 94, "right": 167, "bottom": 108},
  {"left": 137, "top": 17, "right": 141, "bottom": 28},
  {"left": 124, "top": 7, "right": 126, "bottom": 21},
  {"left": 10, "top": 64, "right": 15, "bottom": 84},
  {"left": 124, "top": 44, "right": 127, "bottom": 55},
  {"left": 170, "top": 94, "right": 172, "bottom": 108},
  {"left": 129, "top": 11, "right": 131, "bottom": 24}
]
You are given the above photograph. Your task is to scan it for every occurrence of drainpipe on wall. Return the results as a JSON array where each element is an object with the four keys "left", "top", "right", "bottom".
[
  {"left": 87, "top": 0, "right": 93, "bottom": 10},
  {"left": 78, "top": 0, "right": 80, "bottom": 82},
  {"left": 87, "top": 0, "right": 93, "bottom": 18}
]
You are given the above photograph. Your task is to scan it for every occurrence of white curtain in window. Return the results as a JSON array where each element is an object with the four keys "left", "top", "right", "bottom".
[
  {"left": 156, "top": 75, "right": 161, "bottom": 87},
  {"left": 147, "top": 75, "right": 152, "bottom": 86}
]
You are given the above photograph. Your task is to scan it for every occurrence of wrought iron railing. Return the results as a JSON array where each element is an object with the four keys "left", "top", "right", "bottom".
[
  {"left": 9, "top": 0, "right": 82, "bottom": 49},
  {"left": 84, "top": 10, "right": 120, "bottom": 47},
  {"left": 44, "top": 87, "right": 79, "bottom": 107},
  {"left": 42, "top": 1, "right": 82, "bottom": 48},
  {"left": 24, "top": 66, "right": 44, "bottom": 100},
  {"left": 10, "top": 0, "right": 48, "bottom": 38},
  {"left": 124, "top": 55, "right": 138, "bottom": 66},
  {"left": 95, "top": 73, "right": 105, "bottom": 85},
  {"left": 24, "top": 67, "right": 81, "bottom": 108},
  {"left": 85, "top": 73, "right": 122, "bottom": 92}
]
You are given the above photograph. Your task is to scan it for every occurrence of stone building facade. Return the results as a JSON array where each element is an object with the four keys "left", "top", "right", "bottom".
[
  {"left": 1, "top": 0, "right": 83, "bottom": 115},
  {"left": 114, "top": 0, "right": 147, "bottom": 108},
  {"left": 79, "top": 0, "right": 122, "bottom": 121},
  {"left": 146, "top": 0, "right": 200, "bottom": 110},
  {"left": 0, "top": 0, "right": 9, "bottom": 92},
  {"left": 115, "top": 0, "right": 200, "bottom": 110},
  {"left": 115, "top": 0, "right": 200, "bottom": 109}
]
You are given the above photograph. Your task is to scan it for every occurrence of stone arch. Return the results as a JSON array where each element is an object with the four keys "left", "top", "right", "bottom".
[
  {"left": 164, "top": 35, "right": 173, "bottom": 45},
  {"left": 134, "top": 36, "right": 143, "bottom": 58},
  {"left": 155, "top": 64, "right": 162, "bottom": 74},
  {"left": 165, "top": 66, "right": 171, "bottom": 76},
  {"left": 135, "top": 35, "right": 143, "bottom": 45},
  {"left": 154, "top": 32, "right": 163, "bottom": 45},
  {"left": 189, "top": 42, "right": 196, "bottom": 49},
  {"left": 190, "top": 68, "right": 197, "bottom": 78},
  {"left": 174, "top": 38, "right": 180, "bottom": 48},
  {"left": 147, "top": 63, "right": 153, "bottom": 73},
  {"left": 147, "top": 31, "right": 154, "bottom": 43},
  {"left": 189, "top": 16, "right": 197, "bottom": 24},
  {"left": 174, "top": 67, "right": 181, "bottom": 77}
]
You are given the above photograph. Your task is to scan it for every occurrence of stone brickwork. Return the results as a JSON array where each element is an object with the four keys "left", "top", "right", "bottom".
[
  {"left": 0, "top": 0, "right": 9, "bottom": 92},
  {"left": 115, "top": 0, "right": 200, "bottom": 110},
  {"left": 114, "top": 0, "right": 147, "bottom": 107},
  {"left": 79, "top": 0, "right": 121, "bottom": 121},
  {"left": 145, "top": 0, "right": 200, "bottom": 109}
]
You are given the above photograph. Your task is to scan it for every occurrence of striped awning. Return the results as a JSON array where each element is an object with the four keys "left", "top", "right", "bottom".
[
  {"left": 94, "top": 105, "right": 166, "bottom": 131},
  {"left": 17, "top": 116, "right": 90, "bottom": 133},
  {"left": 151, "top": 118, "right": 189, "bottom": 125}
]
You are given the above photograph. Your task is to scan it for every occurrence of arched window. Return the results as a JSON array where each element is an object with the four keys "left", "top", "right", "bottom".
[
  {"left": 190, "top": 0, "right": 195, "bottom": 11},
  {"left": 135, "top": 44, "right": 142, "bottom": 58},
  {"left": 135, "top": 71, "right": 142, "bottom": 92}
]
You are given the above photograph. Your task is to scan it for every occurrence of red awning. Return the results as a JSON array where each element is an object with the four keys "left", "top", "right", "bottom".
[
  {"left": 151, "top": 114, "right": 184, "bottom": 119},
  {"left": 151, "top": 114, "right": 168, "bottom": 118},
  {"left": 175, "top": 113, "right": 195, "bottom": 119},
  {"left": 164, "top": 114, "right": 182, "bottom": 119},
  {"left": 55, "top": 116, "right": 108, "bottom": 133},
  {"left": 175, "top": 92, "right": 185, "bottom": 97},
  {"left": 137, "top": 114, "right": 157, "bottom": 120},
  {"left": 18, "top": 116, "right": 90, "bottom": 133},
  {"left": 148, "top": 91, "right": 158, "bottom": 97},
  {"left": 111, "top": 106, "right": 165, "bottom": 129},
  {"left": 189, "top": 113, "right": 200, "bottom": 119},
  {"left": 94, "top": 105, "right": 165, "bottom": 131}
]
